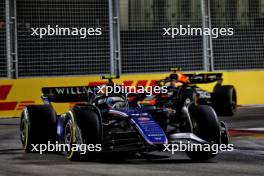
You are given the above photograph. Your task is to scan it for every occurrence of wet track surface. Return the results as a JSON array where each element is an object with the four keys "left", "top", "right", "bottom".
[{"left": 0, "top": 107, "right": 263, "bottom": 176}]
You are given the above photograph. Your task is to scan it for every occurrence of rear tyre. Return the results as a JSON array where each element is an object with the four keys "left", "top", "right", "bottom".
[
  {"left": 20, "top": 105, "right": 57, "bottom": 152},
  {"left": 186, "top": 105, "right": 221, "bottom": 161},
  {"left": 64, "top": 107, "right": 102, "bottom": 161},
  {"left": 213, "top": 85, "right": 237, "bottom": 116}
]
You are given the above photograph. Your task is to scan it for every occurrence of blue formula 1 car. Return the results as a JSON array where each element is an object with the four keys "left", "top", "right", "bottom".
[{"left": 20, "top": 77, "right": 230, "bottom": 161}]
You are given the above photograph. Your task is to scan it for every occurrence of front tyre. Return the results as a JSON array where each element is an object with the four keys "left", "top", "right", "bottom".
[
  {"left": 186, "top": 105, "right": 221, "bottom": 161},
  {"left": 64, "top": 107, "right": 102, "bottom": 161}
]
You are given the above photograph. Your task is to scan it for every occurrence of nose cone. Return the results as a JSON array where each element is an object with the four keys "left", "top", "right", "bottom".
[{"left": 130, "top": 111, "right": 168, "bottom": 145}]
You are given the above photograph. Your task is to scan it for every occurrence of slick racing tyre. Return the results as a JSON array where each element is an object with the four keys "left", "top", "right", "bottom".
[
  {"left": 20, "top": 105, "right": 57, "bottom": 152},
  {"left": 186, "top": 105, "right": 221, "bottom": 161},
  {"left": 64, "top": 107, "right": 102, "bottom": 161},
  {"left": 213, "top": 85, "right": 237, "bottom": 116}
]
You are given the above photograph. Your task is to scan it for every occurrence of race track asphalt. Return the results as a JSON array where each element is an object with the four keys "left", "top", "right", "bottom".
[{"left": 0, "top": 107, "right": 263, "bottom": 176}]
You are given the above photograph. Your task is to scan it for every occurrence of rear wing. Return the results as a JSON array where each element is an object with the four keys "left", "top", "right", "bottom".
[
  {"left": 184, "top": 73, "right": 223, "bottom": 84},
  {"left": 41, "top": 86, "right": 97, "bottom": 103}
]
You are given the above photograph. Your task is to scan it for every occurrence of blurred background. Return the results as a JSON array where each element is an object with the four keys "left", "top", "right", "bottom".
[
  {"left": 0, "top": 0, "right": 263, "bottom": 116},
  {"left": 0, "top": 0, "right": 263, "bottom": 78}
]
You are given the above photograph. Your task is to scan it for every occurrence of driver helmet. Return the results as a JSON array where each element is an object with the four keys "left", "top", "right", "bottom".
[
  {"left": 167, "top": 73, "right": 183, "bottom": 88},
  {"left": 106, "top": 96, "right": 126, "bottom": 109}
]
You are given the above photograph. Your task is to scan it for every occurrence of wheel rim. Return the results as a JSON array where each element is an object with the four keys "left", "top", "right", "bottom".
[
  {"left": 64, "top": 120, "right": 73, "bottom": 146},
  {"left": 20, "top": 119, "right": 26, "bottom": 143},
  {"left": 20, "top": 115, "right": 28, "bottom": 148},
  {"left": 231, "top": 90, "right": 237, "bottom": 112},
  {"left": 64, "top": 119, "right": 79, "bottom": 159}
]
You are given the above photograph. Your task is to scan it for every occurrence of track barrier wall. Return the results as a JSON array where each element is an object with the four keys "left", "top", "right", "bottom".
[{"left": 0, "top": 70, "right": 263, "bottom": 117}]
